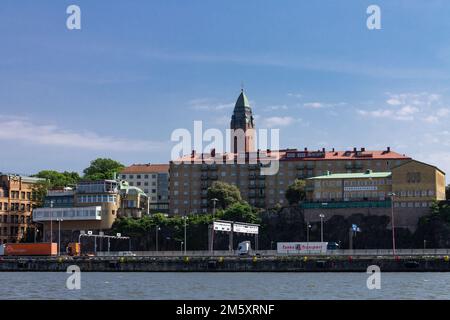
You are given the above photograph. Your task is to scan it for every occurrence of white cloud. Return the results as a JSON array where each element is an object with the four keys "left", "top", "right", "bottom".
[
  {"left": 0, "top": 117, "right": 165, "bottom": 152},
  {"left": 303, "top": 102, "right": 346, "bottom": 109},
  {"left": 359, "top": 92, "right": 448, "bottom": 122},
  {"left": 424, "top": 115, "right": 439, "bottom": 123},
  {"left": 437, "top": 108, "right": 450, "bottom": 117},
  {"left": 386, "top": 98, "right": 402, "bottom": 106},
  {"left": 261, "top": 116, "right": 301, "bottom": 128},
  {"left": 287, "top": 93, "right": 302, "bottom": 98},
  {"left": 263, "top": 105, "right": 288, "bottom": 112},
  {"left": 189, "top": 98, "right": 234, "bottom": 111}
]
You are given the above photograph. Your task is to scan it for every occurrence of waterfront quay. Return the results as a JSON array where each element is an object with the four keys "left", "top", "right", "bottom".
[{"left": 2, "top": 250, "right": 450, "bottom": 272}]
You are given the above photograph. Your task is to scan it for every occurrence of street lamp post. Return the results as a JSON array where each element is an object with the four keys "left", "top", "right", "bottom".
[
  {"left": 319, "top": 214, "right": 325, "bottom": 243},
  {"left": 50, "top": 200, "right": 54, "bottom": 243},
  {"left": 306, "top": 222, "right": 311, "bottom": 254},
  {"left": 183, "top": 216, "right": 188, "bottom": 255},
  {"left": 155, "top": 225, "right": 160, "bottom": 252},
  {"left": 57, "top": 218, "right": 63, "bottom": 256},
  {"left": 388, "top": 192, "right": 397, "bottom": 256},
  {"left": 180, "top": 241, "right": 184, "bottom": 253},
  {"left": 210, "top": 198, "right": 219, "bottom": 253},
  {"left": 211, "top": 198, "right": 219, "bottom": 221}
]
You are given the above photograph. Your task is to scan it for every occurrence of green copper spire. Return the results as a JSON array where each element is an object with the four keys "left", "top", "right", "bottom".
[
  {"left": 231, "top": 89, "right": 255, "bottom": 131},
  {"left": 235, "top": 89, "right": 250, "bottom": 109}
]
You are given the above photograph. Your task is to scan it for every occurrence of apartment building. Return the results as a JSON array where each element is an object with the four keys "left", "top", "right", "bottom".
[
  {"left": 0, "top": 174, "right": 44, "bottom": 243},
  {"left": 120, "top": 164, "right": 169, "bottom": 213},
  {"left": 302, "top": 160, "right": 445, "bottom": 230},
  {"left": 169, "top": 147, "right": 412, "bottom": 215}
]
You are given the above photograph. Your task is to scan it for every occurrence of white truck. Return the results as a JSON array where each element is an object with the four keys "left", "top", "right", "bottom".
[{"left": 237, "top": 241, "right": 257, "bottom": 256}]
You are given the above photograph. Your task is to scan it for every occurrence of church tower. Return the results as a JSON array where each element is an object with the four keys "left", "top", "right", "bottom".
[{"left": 230, "top": 89, "right": 256, "bottom": 153}]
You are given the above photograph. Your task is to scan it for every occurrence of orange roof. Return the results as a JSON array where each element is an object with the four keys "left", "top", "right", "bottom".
[
  {"left": 121, "top": 164, "right": 169, "bottom": 174},
  {"left": 172, "top": 148, "right": 411, "bottom": 163}
]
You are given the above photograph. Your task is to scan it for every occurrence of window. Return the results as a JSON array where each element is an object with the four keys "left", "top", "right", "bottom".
[
  {"left": 121, "top": 175, "right": 126, "bottom": 179},
  {"left": 144, "top": 175, "right": 149, "bottom": 179},
  {"left": 129, "top": 175, "right": 134, "bottom": 179},
  {"left": 137, "top": 175, "right": 141, "bottom": 179}
]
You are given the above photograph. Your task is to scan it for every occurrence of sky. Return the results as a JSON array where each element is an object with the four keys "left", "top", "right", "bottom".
[{"left": 1, "top": 0, "right": 450, "bottom": 182}]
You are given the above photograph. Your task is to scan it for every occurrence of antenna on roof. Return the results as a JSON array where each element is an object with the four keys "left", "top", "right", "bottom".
[{"left": 241, "top": 81, "right": 244, "bottom": 92}]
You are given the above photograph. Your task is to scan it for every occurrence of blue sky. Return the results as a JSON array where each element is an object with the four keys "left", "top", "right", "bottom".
[{"left": 1, "top": 0, "right": 450, "bottom": 182}]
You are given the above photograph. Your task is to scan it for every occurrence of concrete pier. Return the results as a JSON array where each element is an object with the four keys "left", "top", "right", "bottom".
[{"left": 0, "top": 255, "right": 450, "bottom": 272}]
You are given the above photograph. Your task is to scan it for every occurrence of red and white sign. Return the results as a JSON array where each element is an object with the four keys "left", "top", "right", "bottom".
[{"left": 277, "top": 242, "right": 328, "bottom": 254}]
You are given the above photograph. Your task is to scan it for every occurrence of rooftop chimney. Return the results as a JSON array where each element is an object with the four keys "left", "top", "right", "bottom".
[
  {"left": 387, "top": 146, "right": 391, "bottom": 152},
  {"left": 332, "top": 148, "right": 335, "bottom": 152},
  {"left": 304, "top": 147, "right": 308, "bottom": 152},
  {"left": 353, "top": 147, "right": 357, "bottom": 152},
  {"left": 322, "top": 148, "right": 325, "bottom": 152},
  {"left": 361, "top": 147, "right": 365, "bottom": 152}
]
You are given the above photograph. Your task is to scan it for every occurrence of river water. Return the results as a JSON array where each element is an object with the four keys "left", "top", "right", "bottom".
[{"left": 1, "top": 272, "right": 449, "bottom": 300}]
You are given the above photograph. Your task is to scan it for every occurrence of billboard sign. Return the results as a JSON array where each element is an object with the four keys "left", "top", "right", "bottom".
[
  {"left": 233, "top": 223, "right": 259, "bottom": 235},
  {"left": 213, "top": 221, "right": 232, "bottom": 232},
  {"left": 277, "top": 242, "right": 328, "bottom": 254}
]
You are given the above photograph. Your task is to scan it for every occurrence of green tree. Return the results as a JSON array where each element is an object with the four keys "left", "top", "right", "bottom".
[
  {"left": 222, "top": 202, "right": 259, "bottom": 224},
  {"left": 285, "top": 179, "right": 306, "bottom": 205},
  {"left": 31, "top": 171, "right": 80, "bottom": 207},
  {"left": 446, "top": 185, "right": 450, "bottom": 200},
  {"left": 207, "top": 181, "right": 242, "bottom": 209},
  {"left": 83, "top": 158, "right": 125, "bottom": 180},
  {"left": 35, "top": 170, "right": 80, "bottom": 188}
]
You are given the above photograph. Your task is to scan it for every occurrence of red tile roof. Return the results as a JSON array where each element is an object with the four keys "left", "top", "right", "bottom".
[{"left": 121, "top": 164, "right": 169, "bottom": 174}]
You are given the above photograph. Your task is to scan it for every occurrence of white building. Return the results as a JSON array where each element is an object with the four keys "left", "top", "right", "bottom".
[{"left": 119, "top": 164, "right": 169, "bottom": 213}]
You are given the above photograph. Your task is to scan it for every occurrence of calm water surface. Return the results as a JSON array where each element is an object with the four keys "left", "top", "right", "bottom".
[{"left": 1, "top": 272, "right": 449, "bottom": 300}]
